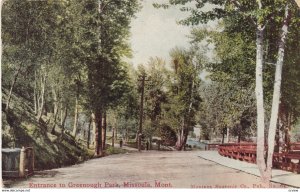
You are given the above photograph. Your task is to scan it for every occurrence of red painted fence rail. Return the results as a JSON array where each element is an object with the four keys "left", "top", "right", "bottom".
[{"left": 217, "top": 143, "right": 300, "bottom": 174}]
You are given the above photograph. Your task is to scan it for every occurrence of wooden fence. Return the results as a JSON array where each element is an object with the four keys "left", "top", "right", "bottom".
[{"left": 218, "top": 143, "right": 300, "bottom": 173}]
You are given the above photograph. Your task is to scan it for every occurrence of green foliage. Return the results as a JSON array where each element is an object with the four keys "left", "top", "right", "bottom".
[
  {"left": 163, "top": 47, "right": 202, "bottom": 132},
  {"left": 190, "top": 23, "right": 258, "bottom": 138},
  {"left": 2, "top": 0, "right": 141, "bottom": 160},
  {"left": 141, "top": 58, "right": 169, "bottom": 139},
  {"left": 84, "top": 0, "right": 140, "bottom": 113},
  {"left": 106, "top": 63, "right": 140, "bottom": 140},
  {"left": 160, "top": 124, "right": 177, "bottom": 146},
  {"left": 161, "top": 0, "right": 300, "bottom": 142},
  {"left": 106, "top": 146, "right": 127, "bottom": 155},
  {"left": 117, "top": 50, "right": 204, "bottom": 147}
]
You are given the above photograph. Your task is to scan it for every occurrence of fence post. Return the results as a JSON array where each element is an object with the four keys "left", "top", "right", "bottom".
[{"left": 19, "top": 147, "right": 26, "bottom": 177}]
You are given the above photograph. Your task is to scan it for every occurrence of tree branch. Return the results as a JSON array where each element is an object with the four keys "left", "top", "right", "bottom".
[
  {"left": 257, "top": 0, "right": 262, "bottom": 9},
  {"left": 228, "top": 0, "right": 257, "bottom": 26}
]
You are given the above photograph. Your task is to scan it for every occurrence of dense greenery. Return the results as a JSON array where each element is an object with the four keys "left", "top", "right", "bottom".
[
  {"left": 2, "top": 0, "right": 140, "bottom": 156},
  {"left": 154, "top": 0, "right": 300, "bottom": 181}
]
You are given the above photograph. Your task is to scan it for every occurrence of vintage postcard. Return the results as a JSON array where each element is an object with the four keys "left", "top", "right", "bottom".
[{"left": 1, "top": 0, "right": 300, "bottom": 191}]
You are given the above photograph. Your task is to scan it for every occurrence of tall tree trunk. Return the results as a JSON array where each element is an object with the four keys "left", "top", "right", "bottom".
[
  {"left": 176, "top": 80, "right": 195, "bottom": 150},
  {"left": 182, "top": 125, "right": 189, "bottom": 151},
  {"left": 87, "top": 118, "right": 92, "bottom": 149},
  {"left": 238, "top": 130, "right": 241, "bottom": 143},
  {"left": 94, "top": 112, "right": 99, "bottom": 155},
  {"left": 222, "top": 127, "right": 225, "bottom": 144},
  {"left": 72, "top": 96, "right": 79, "bottom": 137},
  {"left": 61, "top": 105, "right": 68, "bottom": 134},
  {"left": 149, "top": 136, "right": 153, "bottom": 150},
  {"left": 6, "top": 64, "right": 22, "bottom": 111},
  {"left": 37, "top": 73, "right": 41, "bottom": 114},
  {"left": 51, "top": 105, "right": 59, "bottom": 134},
  {"left": 284, "top": 127, "right": 291, "bottom": 151},
  {"left": 52, "top": 87, "right": 58, "bottom": 115},
  {"left": 94, "top": 111, "right": 103, "bottom": 156},
  {"left": 115, "top": 126, "right": 118, "bottom": 142},
  {"left": 38, "top": 71, "right": 46, "bottom": 121},
  {"left": 60, "top": 101, "right": 63, "bottom": 126},
  {"left": 126, "top": 126, "right": 129, "bottom": 142},
  {"left": 112, "top": 126, "right": 115, "bottom": 148},
  {"left": 255, "top": 26, "right": 267, "bottom": 180},
  {"left": 33, "top": 70, "right": 38, "bottom": 115},
  {"left": 111, "top": 113, "right": 116, "bottom": 147},
  {"left": 91, "top": 113, "right": 97, "bottom": 147},
  {"left": 176, "top": 120, "right": 189, "bottom": 151},
  {"left": 237, "top": 124, "right": 242, "bottom": 143},
  {"left": 51, "top": 87, "right": 58, "bottom": 134},
  {"left": 176, "top": 128, "right": 183, "bottom": 150},
  {"left": 102, "top": 111, "right": 107, "bottom": 150},
  {"left": 265, "top": 4, "right": 290, "bottom": 180},
  {"left": 226, "top": 126, "right": 230, "bottom": 143},
  {"left": 274, "top": 122, "right": 280, "bottom": 153}
]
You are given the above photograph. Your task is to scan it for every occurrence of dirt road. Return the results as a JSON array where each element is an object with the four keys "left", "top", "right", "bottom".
[{"left": 10, "top": 151, "right": 287, "bottom": 188}]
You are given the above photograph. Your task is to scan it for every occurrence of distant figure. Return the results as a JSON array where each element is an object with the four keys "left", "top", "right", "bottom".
[
  {"left": 146, "top": 140, "right": 149, "bottom": 150},
  {"left": 119, "top": 139, "right": 123, "bottom": 148}
]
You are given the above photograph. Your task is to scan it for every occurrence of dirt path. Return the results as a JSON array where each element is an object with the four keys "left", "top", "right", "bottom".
[{"left": 10, "top": 151, "right": 287, "bottom": 188}]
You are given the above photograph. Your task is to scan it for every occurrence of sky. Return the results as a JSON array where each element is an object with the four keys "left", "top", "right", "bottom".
[{"left": 129, "top": 0, "right": 192, "bottom": 67}]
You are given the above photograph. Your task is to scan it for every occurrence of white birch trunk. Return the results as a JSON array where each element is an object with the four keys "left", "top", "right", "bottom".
[
  {"left": 91, "top": 112, "right": 97, "bottom": 147},
  {"left": 255, "top": 27, "right": 267, "bottom": 179},
  {"left": 226, "top": 127, "right": 229, "bottom": 143},
  {"left": 266, "top": 4, "right": 290, "bottom": 179},
  {"left": 38, "top": 71, "right": 46, "bottom": 121},
  {"left": 6, "top": 64, "right": 22, "bottom": 111},
  {"left": 52, "top": 86, "right": 58, "bottom": 115},
  {"left": 37, "top": 72, "right": 41, "bottom": 114},
  {"left": 72, "top": 97, "right": 79, "bottom": 137},
  {"left": 60, "top": 101, "right": 63, "bottom": 126},
  {"left": 61, "top": 106, "right": 68, "bottom": 133},
  {"left": 34, "top": 70, "right": 38, "bottom": 115},
  {"left": 112, "top": 126, "right": 115, "bottom": 148}
]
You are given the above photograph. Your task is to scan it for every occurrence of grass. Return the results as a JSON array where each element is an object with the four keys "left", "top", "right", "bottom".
[{"left": 105, "top": 146, "right": 127, "bottom": 155}]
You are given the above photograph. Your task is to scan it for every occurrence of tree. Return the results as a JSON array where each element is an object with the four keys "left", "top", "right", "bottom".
[
  {"left": 278, "top": 17, "right": 300, "bottom": 151},
  {"left": 142, "top": 58, "right": 168, "bottom": 148},
  {"left": 165, "top": 47, "right": 202, "bottom": 150},
  {"left": 82, "top": 0, "right": 139, "bottom": 156},
  {"left": 2, "top": 1, "right": 86, "bottom": 131},
  {"left": 2, "top": 1, "right": 57, "bottom": 113},
  {"left": 190, "top": 26, "right": 257, "bottom": 143}
]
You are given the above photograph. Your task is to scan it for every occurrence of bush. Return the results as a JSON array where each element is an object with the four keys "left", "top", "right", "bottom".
[{"left": 160, "top": 124, "right": 177, "bottom": 146}]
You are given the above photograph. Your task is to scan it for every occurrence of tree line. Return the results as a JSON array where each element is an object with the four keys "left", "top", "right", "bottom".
[
  {"left": 2, "top": 0, "right": 140, "bottom": 156},
  {"left": 1, "top": 0, "right": 203, "bottom": 156}
]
